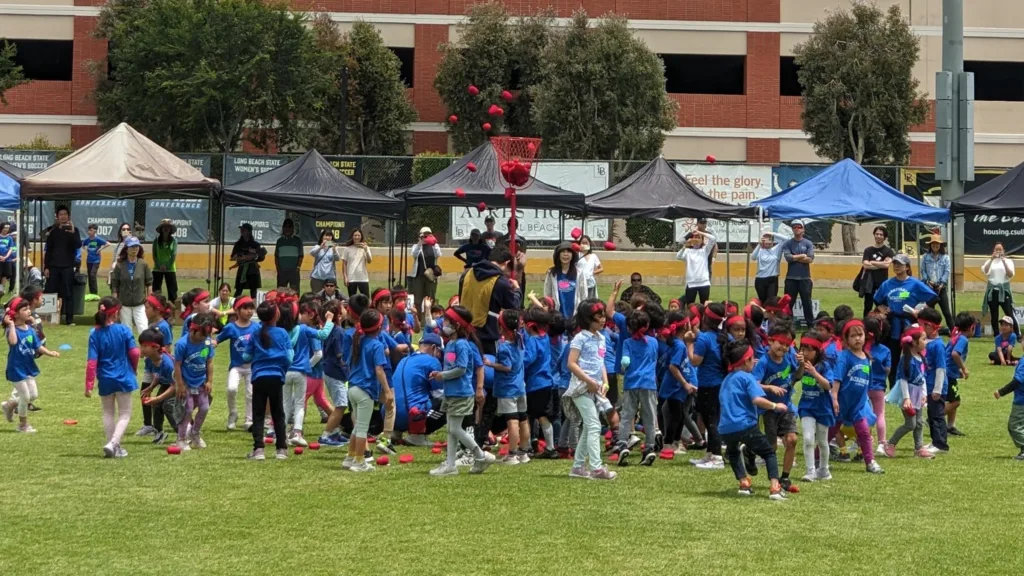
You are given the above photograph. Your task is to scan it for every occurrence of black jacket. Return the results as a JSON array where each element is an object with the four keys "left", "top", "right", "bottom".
[
  {"left": 43, "top": 225, "right": 82, "bottom": 269},
  {"left": 459, "top": 261, "right": 521, "bottom": 343}
]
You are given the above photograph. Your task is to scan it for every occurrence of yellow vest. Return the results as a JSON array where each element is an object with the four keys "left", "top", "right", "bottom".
[{"left": 461, "top": 273, "right": 498, "bottom": 328}]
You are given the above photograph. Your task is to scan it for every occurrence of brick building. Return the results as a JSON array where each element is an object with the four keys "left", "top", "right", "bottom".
[{"left": 3, "top": 0, "right": 1024, "bottom": 167}]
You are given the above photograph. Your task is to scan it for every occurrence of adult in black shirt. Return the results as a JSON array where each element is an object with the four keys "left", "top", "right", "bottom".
[
  {"left": 230, "top": 223, "right": 265, "bottom": 298},
  {"left": 454, "top": 229, "right": 490, "bottom": 269},
  {"left": 43, "top": 206, "right": 82, "bottom": 325},
  {"left": 858, "top": 226, "right": 895, "bottom": 317}
]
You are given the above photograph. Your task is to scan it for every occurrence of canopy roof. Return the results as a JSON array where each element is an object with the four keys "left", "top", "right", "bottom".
[
  {"left": 19, "top": 123, "right": 220, "bottom": 199},
  {"left": 0, "top": 170, "right": 17, "bottom": 211},
  {"left": 0, "top": 159, "right": 33, "bottom": 181},
  {"left": 585, "top": 156, "right": 759, "bottom": 219},
  {"left": 394, "top": 142, "right": 586, "bottom": 211},
  {"left": 752, "top": 158, "right": 949, "bottom": 224},
  {"left": 949, "top": 161, "right": 1024, "bottom": 215},
  {"left": 222, "top": 149, "right": 403, "bottom": 219}
]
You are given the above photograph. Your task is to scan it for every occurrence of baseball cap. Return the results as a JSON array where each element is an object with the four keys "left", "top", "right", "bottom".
[
  {"left": 239, "top": 223, "right": 253, "bottom": 231},
  {"left": 1000, "top": 315, "right": 1014, "bottom": 325},
  {"left": 419, "top": 226, "right": 432, "bottom": 235},
  {"left": 124, "top": 236, "right": 141, "bottom": 248},
  {"left": 893, "top": 253, "right": 912, "bottom": 266},
  {"left": 420, "top": 333, "right": 443, "bottom": 347},
  {"left": 696, "top": 217, "right": 708, "bottom": 224},
  {"left": 790, "top": 219, "right": 805, "bottom": 228}
]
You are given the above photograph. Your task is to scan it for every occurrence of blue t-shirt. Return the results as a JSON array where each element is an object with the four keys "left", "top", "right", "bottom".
[
  {"left": 216, "top": 321, "right": 260, "bottom": 369},
  {"left": 244, "top": 326, "right": 293, "bottom": 382},
  {"left": 1012, "top": 362, "right": 1024, "bottom": 405},
  {"left": 145, "top": 352, "right": 176, "bottom": 386},
  {"left": 868, "top": 343, "right": 892, "bottom": 392},
  {"left": 751, "top": 348, "right": 800, "bottom": 411},
  {"left": 393, "top": 353, "right": 442, "bottom": 424},
  {"left": 549, "top": 337, "right": 569, "bottom": 390},
  {"left": 823, "top": 338, "right": 841, "bottom": 370},
  {"left": 995, "top": 332, "right": 1017, "bottom": 353},
  {"left": 718, "top": 370, "right": 766, "bottom": 435},
  {"left": 309, "top": 338, "right": 325, "bottom": 379},
  {"left": 693, "top": 330, "right": 724, "bottom": 388},
  {"left": 897, "top": 354, "right": 927, "bottom": 390},
  {"left": 174, "top": 335, "right": 214, "bottom": 388},
  {"left": 621, "top": 335, "right": 658, "bottom": 391},
  {"left": 829, "top": 350, "right": 873, "bottom": 427},
  {"left": 0, "top": 235, "right": 15, "bottom": 262},
  {"left": 84, "top": 236, "right": 108, "bottom": 264},
  {"left": 152, "top": 319, "right": 173, "bottom": 349},
  {"left": 556, "top": 272, "right": 576, "bottom": 318},
  {"left": 797, "top": 362, "right": 835, "bottom": 426},
  {"left": 322, "top": 325, "right": 350, "bottom": 382},
  {"left": 289, "top": 323, "right": 332, "bottom": 376},
  {"left": 925, "top": 338, "right": 948, "bottom": 396},
  {"left": 7, "top": 326, "right": 41, "bottom": 382},
  {"left": 601, "top": 327, "right": 620, "bottom": 375},
  {"left": 873, "top": 277, "right": 937, "bottom": 339},
  {"left": 659, "top": 339, "right": 695, "bottom": 401},
  {"left": 349, "top": 336, "right": 388, "bottom": 401},
  {"left": 180, "top": 313, "right": 195, "bottom": 339},
  {"left": 945, "top": 333, "right": 969, "bottom": 380},
  {"left": 442, "top": 339, "right": 475, "bottom": 398},
  {"left": 523, "top": 334, "right": 553, "bottom": 393},
  {"left": 87, "top": 324, "right": 139, "bottom": 396},
  {"left": 493, "top": 340, "right": 525, "bottom": 399},
  {"left": 423, "top": 316, "right": 444, "bottom": 340},
  {"left": 611, "top": 312, "right": 628, "bottom": 373}
]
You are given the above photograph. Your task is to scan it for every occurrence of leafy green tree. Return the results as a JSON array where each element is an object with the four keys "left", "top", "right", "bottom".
[
  {"left": 303, "top": 16, "right": 416, "bottom": 155},
  {"left": 94, "top": 0, "right": 324, "bottom": 152},
  {"left": 795, "top": 3, "right": 928, "bottom": 252},
  {"left": 0, "top": 40, "right": 26, "bottom": 105},
  {"left": 434, "top": 1, "right": 553, "bottom": 153},
  {"left": 531, "top": 11, "right": 677, "bottom": 164}
]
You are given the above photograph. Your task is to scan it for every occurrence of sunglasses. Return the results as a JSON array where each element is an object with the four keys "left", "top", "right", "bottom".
[
  {"left": 630, "top": 278, "right": 642, "bottom": 283},
  {"left": 324, "top": 283, "right": 336, "bottom": 288}
]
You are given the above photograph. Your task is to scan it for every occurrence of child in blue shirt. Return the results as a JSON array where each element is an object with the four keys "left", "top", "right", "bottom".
[
  {"left": 690, "top": 302, "right": 729, "bottom": 468},
  {"left": 139, "top": 327, "right": 180, "bottom": 445},
  {"left": 2, "top": 296, "right": 59, "bottom": 434},
  {"left": 865, "top": 315, "right": 892, "bottom": 455},
  {"left": 919, "top": 309, "right": 949, "bottom": 454},
  {"left": 829, "top": 320, "right": 884, "bottom": 474},
  {"left": 345, "top": 309, "right": 390, "bottom": 472},
  {"left": 319, "top": 300, "right": 351, "bottom": 447},
  {"left": 84, "top": 297, "right": 138, "bottom": 458},
  {"left": 993, "top": 359, "right": 1024, "bottom": 460},
  {"left": 547, "top": 313, "right": 575, "bottom": 457},
  {"left": 660, "top": 313, "right": 701, "bottom": 455},
  {"left": 487, "top": 309, "right": 528, "bottom": 464},
  {"left": 796, "top": 330, "right": 834, "bottom": 482},
  {"left": 283, "top": 302, "right": 334, "bottom": 448},
  {"left": 883, "top": 324, "right": 929, "bottom": 458},
  {"left": 216, "top": 296, "right": 259, "bottom": 431},
  {"left": 751, "top": 321, "right": 802, "bottom": 491},
  {"left": 615, "top": 310, "right": 661, "bottom": 467},
  {"left": 990, "top": 316, "right": 1017, "bottom": 365},
  {"left": 718, "top": 339, "right": 788, "bottom": 500},
  {"left": 174, "top": 312, "right": 217, "bottom": 452},
  {"left": 133, "top": 293, "right": 175, "bottom": 438},
  {"left": 242, "top": 300, "right": 295, "bottom": 460},
  {"left": 945, "top": 312, "right": 975, "bottom": 436},
  {"left": 522, "top": 307, "right": 557, "bottom": 458},
  {"left": 82, "top": 223, "right": 109, "bottom": 295},
  {"left": 429, "top": 306, "right": 495, "bottom": 476}
]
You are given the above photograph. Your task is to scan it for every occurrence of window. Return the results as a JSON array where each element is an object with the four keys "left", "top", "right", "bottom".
[
  {"left": 7, "top": 39, "right": 73, "bottom": 81},
  {"left": 780, "top": 56, "right": 801, "bottom": 96},
  {"left": 659, "top": 54, "right": 745, "bottom": 95},
  {"left": 965, "top": 60, "right": 1024, "bottom": 101},
  {"left": 389, "top": 47, "right": 414, "bottom": 88}
]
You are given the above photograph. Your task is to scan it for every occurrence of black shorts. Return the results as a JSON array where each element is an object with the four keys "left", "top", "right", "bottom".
[
  {"left": 947, "top": 378, "right": 961, "bottom": 403},
  {"left": 0, "top": 262, "right": 13, "bottom": 280},
  {"left": 762, "top": 410, "right": 798, "bottom": 438},
  {"left": 526, "top": 388, "right": 557, "bottom": 420}
]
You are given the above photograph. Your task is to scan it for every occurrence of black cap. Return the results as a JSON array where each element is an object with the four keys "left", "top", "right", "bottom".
[
  {"left": 696, "top": 217, "right": 707, "bottom": 224},
  {"left": 239, "top": 223, "right": 253, "bottom": 231},
  {"left": 282, "top": 218, "right": 294, "bottom": 227}
]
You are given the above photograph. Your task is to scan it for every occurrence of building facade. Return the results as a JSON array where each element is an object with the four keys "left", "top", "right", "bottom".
[{"left": 3, "top": 0, "right": 1024, "bottom": 167}]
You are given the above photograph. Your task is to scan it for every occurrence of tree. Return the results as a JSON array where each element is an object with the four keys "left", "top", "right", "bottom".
[
  {"left": 434, "top": 1, "right": 554, "bottom": 153},
  {"left": 94, "top": 0, "right": 325, "bottom": 152},
  {"left": 303, "top": 16, "right": 417, "bottom": 156},
  {"left": 0, "top": 40, "right": 26, "bottom": 105},
  {"left": 795, "top": 3, "right": 928, "bottom": 253},
  {"left": 531, "top": 11, "right": 677, "bottom": 165}
]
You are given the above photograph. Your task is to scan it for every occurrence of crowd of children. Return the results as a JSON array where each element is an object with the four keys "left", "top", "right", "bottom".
[{"left": 5, "top": 271, "right": 1024, "bottom": 493}]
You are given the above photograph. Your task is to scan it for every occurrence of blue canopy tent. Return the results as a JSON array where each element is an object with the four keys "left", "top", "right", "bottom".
[{"left": 0, "top": 169, "right": 19, "bottom": 211}]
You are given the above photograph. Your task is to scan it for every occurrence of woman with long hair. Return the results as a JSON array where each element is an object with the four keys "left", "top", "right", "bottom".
[
  {"left": 920, "top": 233, "right": 953, "bottom": 328},
  {"left": 543, "top": 242, "right": 585, "bottom": 318},
  {"left": 982, "top": 241, "right": 1019, "bottom": 338},
  {"left": 152, "top": 219, "right": 179, "bottom": 302},
  {"left": 341, "top": 228, "right": 372, "bottom": 297},
  {"left": 309, "top": 229, "right": 342, "bottom": 293}
]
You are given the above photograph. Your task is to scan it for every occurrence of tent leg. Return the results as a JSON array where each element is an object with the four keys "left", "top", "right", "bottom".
[
  {"left": 725, "top": 221, "right": 731, "bottom": 303},
  {"left": 206, "top": 189, "right": 213, "bottom": 290},
  {"left": 217, "top": 199, "right": 226, "bottom": 288},
  {"left": 401, "top": 208, "right": 409, "bottom": 281},
  {"left": 744, "top": 224, "right": 752, "bottom": 304},
  {"left": 14, "top": 208, "right": 21, "bottom": 295},
  {"left": 950, "top": 217, "right": 957, "bottom": 316}
]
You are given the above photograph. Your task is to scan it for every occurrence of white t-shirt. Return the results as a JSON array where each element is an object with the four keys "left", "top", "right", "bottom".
[
  {"left": 342, "top": 245, "right": 370, "bottom": 283},
  {"left": 984, "top": 257, "right": 1015, "bottom": 285},
  {"left": 677, "top": 237, "right": 716, "bottom": 288},
  {"left": 576, "top": 252, "right": 601, "bottom": 289}
]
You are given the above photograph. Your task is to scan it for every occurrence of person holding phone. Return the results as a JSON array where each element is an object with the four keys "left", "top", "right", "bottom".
[
  {"left": 309, "top": 230, "right": 341, "bottom": 293},
  {"left": 230, "top": 223, "right": 264, "bottom": 298},
  {"left": 341, "top": 228, "right": 371, "bottom": 297},
  {"left": 983, "top": 242, "right": 1019, "bottom": 338},
  {"left": 44, "top": 206, "right": 82, "bottom": 325}
]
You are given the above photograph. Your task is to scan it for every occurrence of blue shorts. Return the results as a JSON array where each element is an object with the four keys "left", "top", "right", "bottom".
[{"left": 325, "top": 375, "right": 348, "bottom": 408}]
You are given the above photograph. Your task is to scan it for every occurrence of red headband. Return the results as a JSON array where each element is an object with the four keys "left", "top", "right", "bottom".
[
  {"left": 5, "top": 296, "right": 25, "bottom": 320},
  {"left": 373, "top": 291, "right": 391, "bottom": 306},
  {"left": 632, "top": 327, "right": 648, "bottom": 340},
  {"left": 919, "top": 319, "right": 940, "bottom": 332},
  {"left": 799, "top": 337, "right": 824, "bottom": 350},
  {"left": 725, "top": 303, "right": 739, "bottom": 315},
  {"left": 498, "top": 313, "right": 513, "bottom": 333},
  {"left": 445, "top": 308, "right": 475, "bottom": 334},
  {"left": 725, "top": 315, "right": 746, "bottom": 329},
  {"left": 525, "top": 321, "right": 546, "bottom": 336},
  {"left": 815, "top": 317, "right": 835, "bottom": 330},
  {"left": 704, "top": 307, "right": 723, "bottom": 321},
  {"left": 234, "top": 296, "right": 254, "bottom": 310},
  {"left": 842, "top": 319, "right": 865, "bottom": 337},
  {"left": 182, "top": 290, "right": 210, "bottom": 318},
  {"left": 146, "top": 295, "right": 166, "bottom": 313},
  {"left": 900, "top": 324, "right": 925, "bottom": 345},
  {"left": 727, "top": 347, "right": 754, "bottom": 372},
  {"left": 543, "top": 296, "right": 555, "bottom": 310},
  {"left": 447, "top": 295, "right": 460, "bottom": 307},
  {"left": 99, "top": 301, "right": 121, "bottom": 320},
  {"left": 591, "top": 302, "right": 605, "bottom": 315},
  {"left": 357, "top": 313, "right": 385, "bottom": 335},
  {"left": 769, "top": 334, "right": 794, "bottom": 347},
  {"left": 669, "top": 299, "right": 681, "bottom": 308},
  {"left": 391, "top": 290, "right": 408, "bottom": 301}
]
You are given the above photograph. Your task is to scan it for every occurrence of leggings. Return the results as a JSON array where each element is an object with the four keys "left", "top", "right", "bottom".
[
  {"left": 800, "top": 416, "right": 831, "bottom": 476},
  {"left": 283, "top": 371, "right": 306, "bottom": 432},
  {"left": 178, "top": 390, "right": 211, "bottom": 439},
  {"left": 227, "top": 366, "right": 253, "bottom": 425},
  {"left": 13, "top": 378, "right": 38, "bottom": 418},
  {"left": 682, "top": 285, "right": 711, "bottom": 307},
  {"left": 251, "top": 376, "right": 287, "bottom": 451},
  {"left": 888, "top": 409, "right": 924, "bottom": 450},
  {"left": 829, "top": 418, "right": 875, "bottom": 464},
  {"left": 696, "top": 386, "right": 722, "bottom": 455},
  {"left": 754, "top": 276, "right": 779, "bottom": 304},
  {"left": 446, "top": 414, "right": 483, "bottom": 467},
  {"left": 101, "top": 392, "right": 133, "bottom": 446},
  {"left": 304, "top": 376, "right": 333, "bottom": 415},
  {"left": 868, "top": 389, "right": 887, "bottom": 444},
  {"left": 662, "top": 395, "right": 703, "bottom": 445},
  {"left": 152, "top": 384, "right": 171, "bottom": 432}
]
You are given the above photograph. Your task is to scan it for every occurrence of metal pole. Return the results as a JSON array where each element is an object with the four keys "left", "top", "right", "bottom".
[
  {"left": 206, "top": 189, "right": 213, "bottom": 290},
  {"left": 14, "top": 208, "right": 20, "bottom": 294},
  {"left": 725, "top": 221, "right": 731, "bottom": 303},
  {"left": 940, "top": 0, "right": 966, "bottom": 290},
  {"left": 744, "top": 221, "right": 752, "bottom": 304}
]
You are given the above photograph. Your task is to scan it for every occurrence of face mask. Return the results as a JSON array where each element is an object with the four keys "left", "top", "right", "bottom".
[
  {"left": 486, "top": 240, "right": 495, "bottom": 249},
  {"left": 121, "top": 229, "right": 129, "bottom": 238},
  {"left": 442, "top": 324, "right": 456, "bottom": 337},
  {"left": 580, "top": 244, "right": 590, "bottom": 252}
]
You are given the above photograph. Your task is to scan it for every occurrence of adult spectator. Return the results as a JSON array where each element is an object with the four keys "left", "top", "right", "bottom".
[
  {"left": 230, "top": 223, "right": 264, "bottom": 298},
  {"left": 920, "top": 233, "right": 953, "bottom": 328},
  {"left": 151, "top": 219, "right": 179, "bottom": 302},
  {"left": 454, "top": 229, "right": 490, "bottom": 269},
  {"left": 316, "top": 279, "right": 346, "bottom": 303},
  {"left": 0, "top": 222, "right": 16, "bottom": 297},
  {"left": 873, "top": 253, "right": 937, "bottom": 387},
  {"left": 499, "top": 218, "right": 528, "bottom": 296},
  {"left": 543, "top": 242, "right": 585, "bottom": 317},
  {"left": 410, "top": 226, "right": 442, "bottom": 310},
  {"left": 782, "top": 219, "right": 815, "bottom": 327},
  {"left": 108, "top": 222, "right": 132, "bottom": 287},
  {"left": 481, "top": 215, "right": 498, "bottom": 243},
  {"left": 676, "top": 230, "right": 715, "bottom": 306},
  {"left": 858, "top": 226, "right": 895, "bottom": 317},
  {"left": 619, "top": 272, "right": 662, "bottom": 306},
  {"left": 751, "top": 229, "right": 789, "bottom": 303},
  {"left": 576, "top": 235, "right": 603, "bottom": 298},
  {"left": 459, "top": 244, "right": 522, "bottom": 355},
  {"left": 340, "top": 228, "right": 371, "bottom": 297},
  {"left": 309, "top": 229, "right": 341, "bottom": 293},
  {"left": 43, "top": 206, "right": 82, "bottom": 326},
  {"left": 696, "top": 218, "right": 718, "bottom": 279},
  {"left": 390, "top": 333, "right": 445, "bottom": 447},
  {"left": 110, "top": 236, "right": 152, "bottom": 333},
  {"left": 982, "top": 242, "right": 1019, "bottom": 338},
  {"left": 274, "top": 218, "right": 303, "bottom": 292}
]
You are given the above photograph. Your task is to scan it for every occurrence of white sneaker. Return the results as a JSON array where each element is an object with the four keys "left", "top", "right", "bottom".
[
  {"left": 517, "top": 452, "right": 531, "bottom": 464},
  {"left": 501, "top": 455, "right": 520, "bottom": 465},
  {"left": 816, "top": 468, "right": 833, "bottom": 481},
  {"left": 800, "top": 472, "right": 816, "bottom": 482},
  {"left": 695, "top": 458, "right": 725, "bottom": 470},
  {"left": 455, "top": 451, "right": 475, "bottom": 467},
  {"left": 2, "top": 401, "right": 14, "bottom": 423},
  {"left": 341, "top": 456, "right": 356, "bottom": 470},
  {"left": 176, "top": 440, "right": 191, "bottom": 452},
  {"left": 404, "top": 434, "right": 432, "bottom": 447},
  {"left": 103, "top": 441, "right": 116, "bottom": 458},
  {"left": 16, "top": 424, "right": 36, "bottom": 434},
  {"left": 350, "top": 461, "right": 375, "bottom": 472},
  {"left": 866, "top": 460, "right": 885, "bottom": 474},
  {"left": 924, "top": 443, "right": 947, "bottom": 454},
  {"left": 114, "top": 446, "right": 128, "bottom": 458},
  {"left": 627, "top": 435, "right": 641, "bottom": 450},
  {"left": 290, "top": 433, "right": 308, "bottom": 448},
  {"left": 429, "top": 463, "right": 459, "bottom": 477},
  {"left": 469, "top": 452, "right": 496, "bottom": 474},
  {"left": 135, "top": 425, "right": 156, "bottom": 437},
  {"left": 875, "top": 442, "right": 887, "bottom": 456},
  {"left": 227, "top": 412, "right": 238, "bottom": 431},
  {"left": 673, "top": 443, "right": 688, "bottom": 455},
  {"left": 689, "top": 453, "right": 712, "bottom": 466},
  {"left": 189, "top": 431, "right": 207, "bottom": 449}
]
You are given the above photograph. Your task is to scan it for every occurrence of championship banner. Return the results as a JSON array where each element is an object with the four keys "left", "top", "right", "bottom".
[
  {"left": 223, "top": 154, "right": 295, "bottom": 186},
  {"left": 144, "top": 199, "right": 209, "bottom": 244},
  {"left": 177, "top": 154, "right": 212, "bottom": 177},
  {"left": 8, "top": 201, "right": 55, "bottom": 241},
  {"left": 770, "top": 166, "right": 832, "bottom": 245},
  {"left": 298, "top": 214, "right": 363, "bottom": 244},
  {"left": 0, "top": 150, "right": 55, "bottom": 171},
  {"left": 900, "top": 168, "right": 1008, "bottom": 255},
  {"left": 224, "top": 207, "right": 285, "bottom": 244},
  {"left": 70, "top": 200, "right": 134, "bottom": 240},
  {"left": 674, "top": 164, "right": 772, "bottom": 244},
  {"left": 451, "top": 162, "right": 611, "bottom": 241}
]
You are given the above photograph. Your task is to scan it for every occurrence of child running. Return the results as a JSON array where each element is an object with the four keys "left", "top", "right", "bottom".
[
  {"left": 2, "top": 297, "right": 60, "bottom": 433},
  {"left": 84, "top": 296, "right": 136, "bottom": 456},
  {"left": 215, "top": 296, "right": 259, "bottom": 431},
  {"left": 615, "top": 309, "right": 661, "bottom": 466},
  {"left": 919, "top": 308, "right": 949, "bottom": 455},
  {"left": 565, "top": 299, "right": 616, "bottom": 480},
  {"left": 139, "top": 327, "right": 180, "bottom": 446},
  {"left": 945, "top": 312, "right": 975, "bottom": 436},
  {"left": 429, "top": 306, "right": 496, "bottom": 476},
  {"left": 883, "top": 324, "right": 932, "bottom": 459},
  {"left": 244, "top": 300, "right": 293, "bottom": 461},
  {"left": 719, "top": 339, "right": 789, "bottom": 500},
  {"left": 486, "top": 309, "right": 528, "bottom": 464},
  {"left": 993, "top": 357, "right": 1024, "bottom": 460},
  {"left": 796, "top": 329, "right": 834, "bottom": 481},
  {"left": 750, "top": 320, "right": 801, "bottom": 491},
  {"left": 173, "top": 312, "right": 218, "bottom": 451},
  {"left": 829, "top": 320, "right": 884, "bottom": 474}
]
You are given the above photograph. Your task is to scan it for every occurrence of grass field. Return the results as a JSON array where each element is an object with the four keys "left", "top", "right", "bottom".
[{"left": 1, "top": 280, "right": 1022, "bottom": 575}]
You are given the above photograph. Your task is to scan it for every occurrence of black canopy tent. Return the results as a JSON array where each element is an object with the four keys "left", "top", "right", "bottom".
[
  {"left": 218, "top": 148, "right": 405, "bottom": 286},
  {"left": 949, "top": 161, "right": 1024, "bottom": 215}
]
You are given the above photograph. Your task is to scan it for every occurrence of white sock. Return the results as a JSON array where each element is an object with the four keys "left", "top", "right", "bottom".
[{"left": 541, "top": 421, "right": 554, "bottom": 449}]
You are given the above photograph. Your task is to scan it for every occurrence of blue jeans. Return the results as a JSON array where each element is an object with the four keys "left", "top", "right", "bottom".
[{"left": 572, "top": 395, "right": 603, "bottom": 471}]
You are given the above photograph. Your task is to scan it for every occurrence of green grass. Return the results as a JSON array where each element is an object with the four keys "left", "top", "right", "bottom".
[{"left": 1, "top": 281, "right": 1022, "bottom": 575}]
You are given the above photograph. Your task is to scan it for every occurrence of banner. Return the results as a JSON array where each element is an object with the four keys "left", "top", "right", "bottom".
[
  {"left": 144, "top": 199, "right": 209, "bottom": 244},
  {"left": 673, "top": 164, "right": 772, "bottom": 244},
  {"left": 770, "top": 166, "right": 833, "bottom": 246},
  {"left": 5, "top": 201, "right": 55, "bottom": 241},
  {"left": 298, "top": 214, "right": 363, "bottom": 244},
  {"left": 177, "top": 154, "right": 212, "bottom": 177},
  {"left": 70, "top": 200, "right": 134, "bottom": 240},
  {"left": 900, "top": 168, "right": 1008, "bottom": 255},
  {"left": 223, "top": 154, "right": 295, "bottom": 186},
  {"left": 0, "top": 150, "right": 55, "bottom": 171},
  {"left": 224, "top": 207, "right": 285, "bottom": 244},
  {"left": 323, "top": 156, "right": 363, "bottom": 181},
  {"left": 451, "top": 162, "right": 610, "bottom": 241}
]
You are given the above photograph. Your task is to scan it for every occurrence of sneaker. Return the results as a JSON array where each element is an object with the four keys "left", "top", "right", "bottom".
[
  {"left": 152, "top": 431, "right": 168, "bottom": 445},
  {"left": 875, "top": 442, "right": 887, "bottom": 456},
  {"left": 27, "top": 402, "right": 41, "bottom": 411},
  {"left": 288, "top": 432, "right": 308, "bottom": 448},
  {"left": 247, "top": 448, "right": 266, "bottom": 461},
  {"left": 588, "top": 467, "right": 617, "bottom": 480},
  {"left": 835, "top": 451, "right": 852, "bottom": 463},
  {"left": 470, "top": 452, "right": 496, "bottom": 474},
  {"left": 103, "top": 441, "right": 116, "bottom": 458},
  {"left": 568, "top": 466, "right": 590, "bottom": 479},
  {"left": 884, "top": 444, "right": 896, "bottom": 458},
  {"left": 114, "top": 446, "right": 128, "bottom": 458},
  {"left": 341, "top": 456, "right": 356, "bottom": 469},
  {"left": 318, "top": 434, "right": 342, "bottom": 447},
  {"left": 536, "top": 449, "right": 559, "bottom": 460},
  {"left": 405, "top": 434, "right": 432, "bottom": 447},
  {"left": 674, "top": 443, "right": 688, "bottom": 456},
  {"left": 779, "top": 476, "right": 792, "bottom": 492},
  {"left": 769, "top": 487, "right": 788, "bottom": 501},
  {"left": 275, "top": 449, "right": 288, "bottom": 460},
  {"left": 189, "top": 431, "right": 207, "bottom": 449},
  {"left": 501, "top": 454, "right": 520, "bottom": 465},
  {"left": 517, "top": 452, "right": 531, "bottom": 465},
  {"left": 743, "top": 446, "right": 758, "bottom": 476},
  {"left": 350, "top": 461, "right": 375, "bottom": 472},
  {"left": 915, "top": 448, "right": 935, "bottom": 459},
  {"left": 924, "top": 443, "right": 947, "bottom": 455},
  {"left": 616, "top": 448, "right": 630, "bottom": 467},
  {"left": 640, "top": 452, "right": 656, "bottom": 466},
  {"left": 227, "top": 412, "right": 238, "bottom": 431},
  {"left": 866, "top": 460, "right": 885, "bottom": 474},
  {"left": 852, "top": 452, "right": 865, "bottom": 463},
  {"left": 948, "top": 426, "right": 965, "bottom": 437},
  {"left": 376, "top": 437, "right": 397, "bottom": 456},
  {"left": 176, "top": 440, "right": 191, "bottom": 452},
  {"left": 429, "top": 463, "right": 459, "bottom": 477},
  {"left": 689, "top": 453, "right": 712, "bottom": 466},
  {"left": 455, "top": 451, "right": 475, "bottom": 467},
  {"left": 828, "top": 443, "right": 840, "bottom": 461},
  {"left": 737, "top": 478, "right": 754, "bottom": 496},
  {"left": 2, "top": 401, "right": 13, "bottom": 422},
  {"left": 135, "top": 425, "right": 156, "bottom": 437},
  {"left": 626, "top": 435, "right": 641, "bottom": 450},
  {"left": 816, "top": 468, "right": 832, "bottom": 481},
  {"left": 653, "top": 432, "right": 664, "bottom": 452},
  {"left": 695, "top": 456, "right": 725, "bottom": 470},
  {"left": 800, "top": 472, "right": 816, "bottom": 482},
  {"left": 16, "top": 424, "right": 36, "bottom": 434},
  {"left": 1014, "top": 450, "right": 1024, "bottom": 461}
]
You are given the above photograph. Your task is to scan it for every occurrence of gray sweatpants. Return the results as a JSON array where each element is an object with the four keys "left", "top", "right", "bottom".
[
  {"left": 1009, "top": 403, "right": 1024, "bottom": 449},
  {"left": 888, "top": 410, "right": 925, "bottom": 450},
  {"left": 618, "top": 389, "right": 659, "bottom": 449}
]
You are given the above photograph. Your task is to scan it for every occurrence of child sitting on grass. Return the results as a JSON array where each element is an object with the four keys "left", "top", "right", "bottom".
[{"left": 991, "top": 316, "right": 1017, "bottom": 365}]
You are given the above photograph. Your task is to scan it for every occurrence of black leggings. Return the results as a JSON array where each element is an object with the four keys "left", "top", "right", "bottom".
[
  {"left": 696, "top": 385, "right": 722, "bottom": 455},
  {"left": 347, "top": 282, "right": 369, "bottom": 297},
  {"left": 662, "top": 394, "right": 703, "bottom": 445},
  {"left": 682, "top": 286, "right": 711, "bottom": 307},
  {"left": 754, "top": 276, "right": 778, "bottom": 304},
  {"left": 607, "top": 373, "right": 620, "bottom": 410},
  {"left": 987, "top": 290, "right": 1019, "bottom": 338},
  {"left": 251, "top": 376, "right": 287, "bottom": 451},
  {"left": 152, "top": 271, "right": 178, "bottom": 301},
  {"left": 152, "top": 384, "right": 171, "bottom": 432}
]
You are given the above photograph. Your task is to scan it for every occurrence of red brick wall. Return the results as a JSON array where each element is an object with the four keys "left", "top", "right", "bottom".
[
  {"left": 909, "top": 141, "right": 935, "bottom": 168},
  {"left": 71, "top": 125, "right": 102, "bottom": 147},
  {"left": 745, "top": 32, "right": 780, "bottom": 130},
  {"left": 779, "top": 96, "right": 803, "bottom": 130},
  {"left": 72, "top": 17, "right": 106, "bottom": 117},
  {"left": 672, "top": 94, "right": 746, "bottom": 128},
  {"left": 665, "top": 0, "right": 748, "bottom": 22},
  {"left": 0, "top": 81, "right": 72, "bottom": 115},
  {"left": 413, "top": 24, "right": 448, "bottom": 123},
  {"left": 746, "top": 138, "right": 779, "bottom": 164},
  {"left": 413, "top": 131, "right": 448, "bottom": 153}
]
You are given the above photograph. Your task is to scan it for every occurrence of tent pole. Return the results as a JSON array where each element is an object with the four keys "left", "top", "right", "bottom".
[
  {"left": 725, "top": 221, "right": 731, "bottom": 303},
  {"left": 744, "top": 221, "right": 752, "bottom": 304},
  {"left": 218, "top": 199, "right": 226, "bottom": 287},
  {"left": 401, "top": 207, "right": 409, "bottom": 281},
  {"left": 206, "top": 189, "right": 213, "bottom": 290},
  {"left": 916, "top": 224, "right": 922, "bottom": 271},
  {"left": 950, "top": 216, "right": 958, "bottom": 316},
  {"left": 14, "top": 208, "right": 21, "bottom": 295}
]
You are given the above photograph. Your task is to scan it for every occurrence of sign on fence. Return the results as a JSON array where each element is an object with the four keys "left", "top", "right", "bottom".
[
  {"left": 223, "top": 154, "right": 295, "bottom": 186},
  {"left": 70, "top": 200, "right": 134, "bottom": 240},
  {"left": 792, "top": 299, "right": 821, "bottom": 326},
  {"left": 177, "top": 154, "right": 212, "bottom": 177},
  {"left": 451, "top": 162, "right": 610, "bottom": 241},
  {"left": 0, "top": 150, "right": 55, "bottom": 171},
  {"left": 298, "top": 214, "right": 363, "bottom": 244},
  {"left": 673, "top": 164, "right": 772, "bottom": 244},
  {"left": 145, "top": 199, "right": 209, "bottom": 243},
  {"left": 224, "top": 207, "right": 285, "bottom": 244}
]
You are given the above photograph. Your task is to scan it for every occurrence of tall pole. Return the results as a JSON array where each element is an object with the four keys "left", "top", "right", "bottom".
[{"left": 339, "top": 65, "right": 349, "bottom": 154}]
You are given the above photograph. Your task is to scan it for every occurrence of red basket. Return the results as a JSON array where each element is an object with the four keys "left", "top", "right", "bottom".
[{"left": 490, "top": 136, "right": 542, "bottom": 190}]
